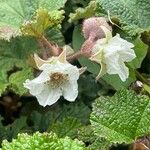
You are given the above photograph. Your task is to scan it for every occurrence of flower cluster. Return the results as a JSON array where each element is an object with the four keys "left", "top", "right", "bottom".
[{"left": 24, "top": 17, "right": 136, "bottom": 107}]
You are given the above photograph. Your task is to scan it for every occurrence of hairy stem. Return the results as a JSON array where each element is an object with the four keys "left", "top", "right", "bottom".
[
  {"left": 38, "top": 36, "right": 88, "bottom": 61},
  {"left": 39, "top": 36, "right": 61, "bottom": 56},
  {"left": 67, "top": 51, "right": 84, "bottom": 61}
]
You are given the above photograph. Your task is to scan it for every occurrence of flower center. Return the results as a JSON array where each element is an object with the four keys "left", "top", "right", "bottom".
[{"left": 49, "top": 72, "right": 68, "bottom": 87}]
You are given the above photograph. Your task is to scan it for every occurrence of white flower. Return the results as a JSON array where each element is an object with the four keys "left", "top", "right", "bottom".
[
  {"left": 90, "top": 26, "right": 136, "bottom": 82},
  {"left": 24, "top": 50, "right": 80, "bottom": 107}
]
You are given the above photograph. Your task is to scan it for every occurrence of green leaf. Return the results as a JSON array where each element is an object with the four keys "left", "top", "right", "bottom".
[
  {"left": 69, "top": 1, "right": 97, "bottom": 22},
  {"left": 0, "top": 57, "right": 23, "bottom": 96},
  {"left": 143, "top": 84, "right": 150, "bottom": 95},
  {"left": 0, "top": 117, "right": 8, "bottom": 142},
  {"left": 88, "top": 138, "right": 110, "bottom": 150},
  {"left": 0, "top": 117, "right": 26, "bottom": 141},
  {"left": 0, "top": 0, "right": 67, "bottom": 40},
  {"left": 6, "top": 117, "right": 27, "bottom": 140},
  {"left": 37, "top": 0, "right": 67, "bottom": 10},
  {"left": 27, "top": 101, "right": 91, "bottom": 133},
  {"left": 46, "top": 28, "right": 65, "bottom": 46},
  {"left": 61, "top": 137, "right": 87, "bottom": 150},
  {"left": 0, "top": 37, "right": 37, "bottom": 95},
  {"left": 25, "top": 101, "right": 90, "bottom": 134},
  {"left": 77, "top": 125, "right": 97, "bottom": 143},
  {"left": 128, "top": 38, "right": 148, "bottom": 69},
  {"left": 51, "top": 117, "right": 82, "bottom": 138},
  {"left": 1, "top": 132, "right": 87, "bottom": 150},
  {"left": 72, "top": 26, "right": 136, "bottom": 90},
  {"left": 29, "top": 110, "right": 59, "bottom": 132},
  {"left": 21, "top": 9, "right": 64, "bottom": 37},
  {"left": 9, "top": 67, "right": 33, "bottom": 95},
  {"left": 90, "top": 89, "right": 150, "bottom": 144},
  {"left": 97, "top": 0, "right": 150, "bottom": 35},
  {"left": 0, "top": 72, "right": 8, "bottom": 95},
  {"left": 0, "top": 57, "right": 32, "bottom": 95},
  {"left": 102, "top": 68, "right": 136, "bottom": 90},
  {"left": 77, "top": 126, "right": 110, "bottom": 150},
  {"left": 78, "top": 74, "right": 102, "bottom": 98},
  {"left": 0, "top": 37, "right": 38, "bottom": 58},
  {"left": 60, "top": 102, "right": 91, "bottom": 124}
]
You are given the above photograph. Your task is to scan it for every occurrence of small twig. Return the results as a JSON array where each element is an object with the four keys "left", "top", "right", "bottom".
[
  {"left": 67, "top": 51, "right": 84, "bottom": 61},
  {"left": 25, "top": 23, "right": 62, "bottom": 58},
  {"left": 135, "top": 70, "right": 149, "bottom": 85}
]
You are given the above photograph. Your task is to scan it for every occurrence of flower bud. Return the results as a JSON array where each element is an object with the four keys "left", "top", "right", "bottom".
[{"left": 82, "top": 17, "right": 112, "bottom": 41}]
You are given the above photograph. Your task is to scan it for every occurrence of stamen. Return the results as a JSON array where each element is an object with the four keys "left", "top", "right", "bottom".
[{"left": 47, "top": 72, "right": 68, "bottom": 88}]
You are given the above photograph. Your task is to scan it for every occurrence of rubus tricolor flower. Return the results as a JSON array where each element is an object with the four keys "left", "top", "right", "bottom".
[
  {"left": 90, "top": 26, "right": 136, "bottom": 82},
  {"left": 24, "top": 50, "right": 80, "bottom": 107}
]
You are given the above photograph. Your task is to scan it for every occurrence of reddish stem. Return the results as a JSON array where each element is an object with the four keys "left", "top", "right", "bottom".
[
  {"left": 67, "top": 51, "right": 84, "bottom": 61},
  {"left": 39, "top": 36, "right": 61, "bottom": 56},
  {"left": 38, "top": 36, "right": 89, "bottom": 61}
]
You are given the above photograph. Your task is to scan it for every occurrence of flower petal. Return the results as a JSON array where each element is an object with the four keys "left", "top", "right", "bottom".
[
  {"left": 118, "top": 48, "right": 136, "bottom": 62},
  {"left": 39, "top": 61, "right": 73, "bottom": 73},
  {"left": 23, "top": 72, "right": 50, "bottom": 95},
  {"left": 105, "top": 34, "right": 136, "bottom": 62},
  {"left": 36, "top": 84, "right": 62, "bottom": 107},
  {"left": 109, "top": 34, "right": 134, "bottom": 49},
  {"left": 116, "top": 60, "right": 129, "bottom": 82},
  {"left": 40, "top": 61, "right": 79, "bottom": 81},
  {"left": 65, "top": 65, "right": 80, "bottom": 82},
  {"left": 63, "top": 81, "right": 78, "bottom": 102},
  {"left": 105, "top": 53, "right": 129, "bottom": 81}
]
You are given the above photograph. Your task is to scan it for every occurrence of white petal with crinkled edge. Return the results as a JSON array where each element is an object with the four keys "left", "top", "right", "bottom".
[
  {"left": 108, "top": 34, "right": 134, "bottom": 49},
  {"left": 105, "top": 34, "right": 136, "bottom": 62},
  {"left": 119, "top": 49, "right": 136, "bottom": 62},
  {"left": 104, "top": 53, "right": 129, "bottom": 82},
  {"left": 23, "top": 72, "right": 50, "bottom": 95},
  {"left": 36, "top": 84, "right": 62, "bottom": 107},
  {"left": 63, "top": 80, "right": 78, "bottom": 102}
]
